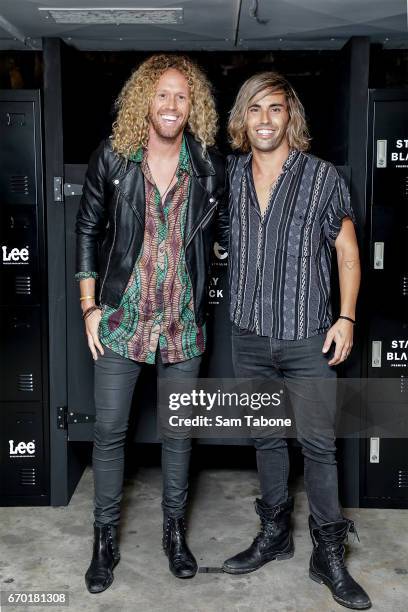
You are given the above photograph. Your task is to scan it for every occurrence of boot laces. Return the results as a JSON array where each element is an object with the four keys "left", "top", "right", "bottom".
[
  {"left": 253, "top": 515, "right": 278, "bottom": 543},
  {"left": 253, "top": 500, "right": 285, "bottom": 542},
  {"left": 171, "top": 519, "right": 188, "bottom": 563},
  {"left": 326, "top": 542, "right": 346, "bottom": 570},
  {"left": 164, "top": 517, "right": 186, "bottom": 550},
  {"left": 348, "top": 520, "right": 360, "bottom": 543},
  {"left": 319, "top": 523, "right": 349, "bottom": 570}
]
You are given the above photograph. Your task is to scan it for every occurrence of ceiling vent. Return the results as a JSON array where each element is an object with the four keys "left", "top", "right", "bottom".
[{"left": 38, "top": 7, "right": 184, "bottom": 25}]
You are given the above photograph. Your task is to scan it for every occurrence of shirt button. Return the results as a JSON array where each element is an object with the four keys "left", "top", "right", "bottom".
[
  {"left": 113, "top": 179, "right": 119, "bottom": 185},
  {"left": 209, "top": 197, "right": 215, "bottom": 203}
]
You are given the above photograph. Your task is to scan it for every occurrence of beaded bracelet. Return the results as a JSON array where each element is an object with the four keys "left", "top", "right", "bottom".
[{"left": 82, "top": 305, "right": 102, "bottom": 320}]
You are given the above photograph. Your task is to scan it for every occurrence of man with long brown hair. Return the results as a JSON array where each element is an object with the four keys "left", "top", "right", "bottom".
[
  {"left": 75, "top": 54, "right": 228, "bottom": 592},
  {"left": 223, "top": 72, "right": 371, "bottom": 610}
]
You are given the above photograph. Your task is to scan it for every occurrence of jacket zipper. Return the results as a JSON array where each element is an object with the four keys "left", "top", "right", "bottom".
[
  {"left": 185, "top": 201, "right": 217, "bottom": 249},
  {"left": 99, "top": 191, "right": 119, "bottom": 303},
  {"left": 184, "top": 200, "right": 217, "bottom": 325}
]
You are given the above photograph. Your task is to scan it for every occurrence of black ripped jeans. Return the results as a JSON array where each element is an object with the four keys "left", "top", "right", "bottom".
[
  {"left": 231, "top": 324, "right": 343, "bottom": 526},
  {"left": 92, "top": 344, "right": 201, "bottom": 527}
]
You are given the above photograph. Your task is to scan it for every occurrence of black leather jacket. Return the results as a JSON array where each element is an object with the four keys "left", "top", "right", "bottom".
[{"left": 75, "top": 131, "right": 229, "bottom": 327}]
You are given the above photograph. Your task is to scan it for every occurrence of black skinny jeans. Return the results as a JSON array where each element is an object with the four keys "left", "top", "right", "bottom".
[
  {"left": 231, "top": 324, "right": 343, "bottom": 526},
  {"left": 92, "top": 344, "right": 201, "bottom": 527}
]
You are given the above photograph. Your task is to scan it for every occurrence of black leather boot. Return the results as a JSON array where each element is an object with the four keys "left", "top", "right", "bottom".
[
  {"left": 309, "top": 515, "right": 372, "bottom": 610},
  {"left": 85, "top": 523, "right": 121, "bottom": 593},
  {"left": 162, "top": 516, "right": 198, "bottom": 579},
  {"left": 222, "top": 497, "right": 294, "bottom": 574}
]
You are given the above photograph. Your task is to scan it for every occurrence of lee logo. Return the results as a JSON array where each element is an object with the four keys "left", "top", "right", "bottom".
[
  {"left": 9, "top": 439, "right": 36, "bottom": 457},
  {"left": 2, "top": 245, "right": 29, "bottom": 264}
]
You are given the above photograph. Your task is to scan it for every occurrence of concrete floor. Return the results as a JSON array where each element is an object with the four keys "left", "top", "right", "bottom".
[{"left": 1, "top": 466, "right": 407, "bottom": 612}]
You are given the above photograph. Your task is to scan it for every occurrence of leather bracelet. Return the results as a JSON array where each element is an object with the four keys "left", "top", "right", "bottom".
[
  {"left": 339, "top": 315, "right": 355, "bottom": 325},
  {"left": 80, "top": 295, "right": 95, "bottom": 301},
  {"left": 82, "top": 305, "right": 102, "bottom": 320}
]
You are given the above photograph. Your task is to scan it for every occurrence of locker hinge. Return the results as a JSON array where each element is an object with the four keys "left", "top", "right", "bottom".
[
  {"left": 67, "top": 410, "right": 95, "bottom": 424},
  {"left": 64, "top": 183, "right": 83, "bottom": 197},
  {"left": 57, "top": 406, "right": 95, "bottom": 429},
  {"left": 57, "top": 405, "right": 67, "bottom": 430},
  {"left": 53, "top": 176, "right": 63, "bottom": 202}
]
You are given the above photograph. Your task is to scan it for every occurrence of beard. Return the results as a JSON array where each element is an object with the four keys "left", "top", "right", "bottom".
[{"left": 149, "top": 111, "right": 188, "bottom": 141}]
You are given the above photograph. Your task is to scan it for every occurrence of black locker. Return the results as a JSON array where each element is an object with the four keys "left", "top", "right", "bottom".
[
  {"left": 361, "top": 89, "right": 408, "bottom": 508},
  {"left": 0, "top": 91, "right": 50, "bottom": 505}
]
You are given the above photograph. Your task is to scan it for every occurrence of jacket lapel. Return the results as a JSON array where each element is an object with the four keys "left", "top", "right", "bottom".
[
  {"left": 184, "top": 132, "right": 216, "bottom": 245},
  {"left": 116, "top": 162, "right": 145, "bottom": 227},
  {"left": 185, "top": 131, "right": 215, "bottom": 177}
]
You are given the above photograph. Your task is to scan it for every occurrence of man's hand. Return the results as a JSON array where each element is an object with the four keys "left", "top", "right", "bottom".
[
  {"left": 322, "top": 318, "right": 354, "bottom": 366},
  {"left": 85, "top": 309, "right": 105, "bottom": 360}
]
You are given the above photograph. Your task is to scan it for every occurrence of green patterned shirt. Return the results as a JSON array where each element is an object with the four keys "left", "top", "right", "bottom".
[{"left": 76, "top": 136, "right": 206, "bottom": 364}]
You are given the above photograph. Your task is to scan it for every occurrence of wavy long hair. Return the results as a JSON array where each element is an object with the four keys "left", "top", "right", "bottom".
[
  {"left": 228, "top": 71, "right": 311, "bottom": 152},
  {"left": 110, "top": 54, "right": 218, "bottom": 157}
]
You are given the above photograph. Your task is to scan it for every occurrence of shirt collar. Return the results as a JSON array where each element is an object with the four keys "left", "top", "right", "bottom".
[
  {"left": 129, "top": 135, "right": 192, "bottom": 176},
  {"left": 178, "top": 135, "right": 191, "bottom": 175},
  {"left": 244, "top": 148, "right": 302, "bottom": 175}
]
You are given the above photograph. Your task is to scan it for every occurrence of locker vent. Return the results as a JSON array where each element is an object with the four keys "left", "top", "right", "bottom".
[
  {"left": 20, "top": 467, "right": 36, "bottom": 486},
  {"left": 18, "top": 373, "right": 34, "bottom": 392},
  {"left": 401, "top": 376, "right": 408, "bottom": 394},
  {"left": 15, "top": 276, "right": 31, "bottom": 295},
  {"left": 16, "top": 411, "right": 35, "bottom": 425},
  {"left": 10, "top": 175, "right": 29, "bottom": 195},
  {"left": 398, "top": 470, "right": 408, "bottom": 488},
  {"left": 402, "top": 276, "right": 408, "bottom": 297},
  {"left": 39, "top": 7, "right": 183, "bottom": 25}
]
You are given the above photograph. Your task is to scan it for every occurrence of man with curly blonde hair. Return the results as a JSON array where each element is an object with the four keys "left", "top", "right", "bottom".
[
  {"left": 75, "top": 54, "right": 228, "bottom": 592},
  {"left": 222, "top": 72, "right": 371, "bottom": 610}
]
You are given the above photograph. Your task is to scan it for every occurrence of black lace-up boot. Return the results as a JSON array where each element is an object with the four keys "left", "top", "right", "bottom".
[
  {"left": 162, "top": 516, "right": 198, "bottom": 579},
  {"left": 222, "top": 497, "right": 294, "bottom": 574},
  {"left": 85, "top": 523, "right": 120, "bottom": 593},
  {"left": 309, "top": 515, "right": 372, "bottom": 609}
]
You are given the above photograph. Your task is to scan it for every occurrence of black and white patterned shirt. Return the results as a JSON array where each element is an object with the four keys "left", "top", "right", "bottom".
[{"left": 227, "top": 149, "right": 356, "bottom": 340}]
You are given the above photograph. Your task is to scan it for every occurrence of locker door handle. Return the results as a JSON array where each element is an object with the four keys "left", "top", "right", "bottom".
[
  {"left": 373, "top": 242, "right": 384, "bottom": 269},
  {"left": 372, "top": 341, "right": 382, "bottom": 368},
  {"left": 369, "top": 437, "right": 380, "bottom": 463},
  {"left": 376, "top": 139, "right": 387, "bottom": 168},
  {"left": 5, "top": 112, "right": 26, "bottom": 127}
]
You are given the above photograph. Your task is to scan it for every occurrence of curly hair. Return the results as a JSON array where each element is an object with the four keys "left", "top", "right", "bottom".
[
  {"left": 110, "top": 54, "right": 218, "bottom": 157},
  {"left": 228, "top": 71, "right": 311, "bottom": 153}
]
